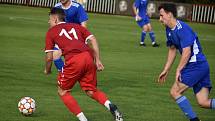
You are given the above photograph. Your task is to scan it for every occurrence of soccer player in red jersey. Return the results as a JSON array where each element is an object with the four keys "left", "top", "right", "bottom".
[{"left": 44, "top": 7, "right": 123, "bottom": 121}]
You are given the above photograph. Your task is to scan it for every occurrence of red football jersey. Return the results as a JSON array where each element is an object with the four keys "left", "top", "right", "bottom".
[{"left": 45, "top": 22, "right": 92, "bottom": 60}]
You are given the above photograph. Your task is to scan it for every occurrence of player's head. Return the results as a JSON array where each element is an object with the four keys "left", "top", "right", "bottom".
[
  {"left": 60, "top": 0, "right": 70, "bottom": 4},
  {"left": 48, "top": 7, "right": 65, "bottom": 28},
  {"left": 158, "top": 3, "right": 177, "bottom": 26}
]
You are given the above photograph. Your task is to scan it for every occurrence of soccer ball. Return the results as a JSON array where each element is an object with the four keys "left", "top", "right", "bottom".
[{"left": 18, "top": 97, "right": 36, "bottom": 116}]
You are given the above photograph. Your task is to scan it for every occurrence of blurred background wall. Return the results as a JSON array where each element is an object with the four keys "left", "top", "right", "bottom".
[{"left": 0, "top": 0, "right": 214, "bottom": 23}]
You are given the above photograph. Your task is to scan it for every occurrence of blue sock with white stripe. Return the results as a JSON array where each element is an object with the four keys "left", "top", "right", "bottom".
[
  {"left": 211, "top": 99, "right": 215, "bottom": 109},
  {"left": 176, "top": 96, "right": 197, "bottom": 119},
  {"left": 140, "top": 31, "right": 146, "bottom": 44},
  {"left": 54, "top": 58, "right": 64, "bottom": 71},
  {"left": 149, "top": 31, "right": 155, "bottom": 43}
]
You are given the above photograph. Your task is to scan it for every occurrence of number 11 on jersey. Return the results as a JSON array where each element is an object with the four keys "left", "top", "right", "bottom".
[{"left": 59, "top": 28, "right": 78, "bottom": 40}]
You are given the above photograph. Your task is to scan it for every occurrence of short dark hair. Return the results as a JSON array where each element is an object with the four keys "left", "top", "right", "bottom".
[
  {"left": 49, "top": 7, "right": 65, "bottom": 21},
  {"left": 158, "top": 3, "right": 177, "bottom": 18}
]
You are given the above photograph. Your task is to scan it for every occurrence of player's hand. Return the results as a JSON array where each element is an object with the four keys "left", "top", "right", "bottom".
[
  {"left": 135, "top": 15, "right": 142, "bottom": 21},
  {"left": 95, "top": 60, "right": 104, "bottom": 71},
  {"left": 44, "top": 69, "right": 51, "bottom": 75},
  {"left": 175, "top": 69, "right": 181, "bottom": 82},
  {"left": 158, "top": 70, "right": 168, "bottom": 84}
]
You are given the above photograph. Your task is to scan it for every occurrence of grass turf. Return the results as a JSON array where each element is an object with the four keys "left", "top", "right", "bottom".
[{"left": 0, "top": 4, "right": 214, "bottom": 121}]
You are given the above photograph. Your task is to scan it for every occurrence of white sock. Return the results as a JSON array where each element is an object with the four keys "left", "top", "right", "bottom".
[
  {"left": 77, "top": 112, "right": 88, "bottom": 121},
  {"left": 152, "top": 42, "right": 155, "bottom": 45},
  {"left": 104, "top": 100, "right": 111, "bottom": 110}
]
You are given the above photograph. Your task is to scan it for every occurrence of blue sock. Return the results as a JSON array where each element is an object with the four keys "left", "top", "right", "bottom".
[
  {"left": 149, "top": 31, "right": 155, "bottom": 43},
  {"left": 54, "top": 58, "right": 64, "bottom": 71},
  {"left": 211, "top": 99, "right": 215, "bottom": 109},
  {"left": 141, "top": 31, "right": 146, "bottom": 44},
  {"left": 176, "top": 96, "right": 197, "bottom": 119}
]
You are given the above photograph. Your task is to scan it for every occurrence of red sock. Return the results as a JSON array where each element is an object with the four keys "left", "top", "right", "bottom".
[
  {"left": 60, "top": 92, "right": 81, "bottom": 115},
  {"left": 92, "top": 90, "right": 108, "bottom": 105}
]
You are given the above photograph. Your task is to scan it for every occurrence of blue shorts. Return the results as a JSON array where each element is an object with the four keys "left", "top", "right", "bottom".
[
  {"left": 53, "top": 47, "right": 59, "bottom": 50},
  {"left": 136, "top": 15, "right": 150, "bottom": 28},
  {"left": 181, "top": 61, "right": 212, "bottom": 94},
  {"left": 53, "top": 44, "right": 60, "bottom": 50}
]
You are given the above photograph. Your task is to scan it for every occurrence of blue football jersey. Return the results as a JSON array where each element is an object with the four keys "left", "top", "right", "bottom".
[
  {"left": 134, "top": 0, "right": 148, "bottom": 18},
  {"left": 55, "top": 0, "right": 88, "bottom": 24},
  {"left": 166, "top": 20, "right": 206, "bottom": 63}
]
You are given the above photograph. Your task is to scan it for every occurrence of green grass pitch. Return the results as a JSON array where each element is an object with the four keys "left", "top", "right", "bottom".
[{"left": 0, "top": 4, "right": 214, "bottom": 121}]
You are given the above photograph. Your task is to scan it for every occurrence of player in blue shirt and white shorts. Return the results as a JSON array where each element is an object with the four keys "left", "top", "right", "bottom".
[
  {"left": 158, "top": 3, "right": 215, "bottom": 121},
  {"left": 51, "top": 0, "right": 88, "bottom": 72},
  {"left": 133, "top": 0, "right": 159, "bottom": 47}
]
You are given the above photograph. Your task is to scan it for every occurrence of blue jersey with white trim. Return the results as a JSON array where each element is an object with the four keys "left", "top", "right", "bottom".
[
  {"left": 166, "top": 20, "right": 207, "bottom": 63},
  {"left": 55, "top": 0, "right": 88, "bottom": 24},
  {"left": 134, "top": 0, "right": 148, "bottom": 18}
]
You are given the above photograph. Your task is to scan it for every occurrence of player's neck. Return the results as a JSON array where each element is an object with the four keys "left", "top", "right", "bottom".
[
  {"left": 168, "top": 18, "right": 177, "bottom": 29},
  {"left": 57, "top": 21, "right": 66, "bottom": 25},
  {"left": 62, "top": 0, "right": 72, "bottom": 9}
]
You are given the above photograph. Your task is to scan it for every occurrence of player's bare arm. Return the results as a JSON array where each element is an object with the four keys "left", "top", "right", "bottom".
[
  {"left": 44, "top": 51, "right": 53, "bottom": 75},
  {"left": 158, "top": 45, "right": 177, "bottom": 84},
  {"left": 81, "top": 21, "right": 87, "bottom": 28},
  {"left": 88, "top": 36, "right": 104, "bottom": 71},
  {"left": 133, "top": 3, "right": 141, "bottom": 21},
  {"left": 132, "top": 3, "right": 137, "bottom": 16},
  {"left": 176, "top": 46, "right": 191, "bottom": 82}
]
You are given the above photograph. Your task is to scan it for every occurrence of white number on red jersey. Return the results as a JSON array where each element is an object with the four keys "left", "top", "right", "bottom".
[{"left": 59, "top": 28, "right": 78, "bottom": 40}]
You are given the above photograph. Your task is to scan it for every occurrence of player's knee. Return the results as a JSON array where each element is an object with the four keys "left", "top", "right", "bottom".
[
  {"left": 148, "top": 26, "right": 152, "bottom": 31},
  {"left": 85, "top": 90, "right": 94, "bottom": 97},
  {"left": 53, "top": 50, "right": 62, "bottom": 60},
  {"left": 143, "top": 28, "right": 148, "bottom": 32},
  {"left": 197, "top": 99, "right": 210, "bottom": 108},
  {"left": 170, "top": 88, "right": 180, "bottom": 99},
  {"left": 58, "top": 88, "right": 68, "bottom": 96}
]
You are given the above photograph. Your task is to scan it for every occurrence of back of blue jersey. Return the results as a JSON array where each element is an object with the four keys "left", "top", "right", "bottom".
[
  {"left": 134, "top": 0, "right": 148, "bottom": 18},
  {"left": 166, "top": 20, "right": 207, "bottom": 63},
  {"left": 55, "top": 0, "right": 88, "bottom": 24}
]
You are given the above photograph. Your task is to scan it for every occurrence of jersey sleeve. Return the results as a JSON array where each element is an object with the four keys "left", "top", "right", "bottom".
[
  {"left": 79, "top": 25, "right": 93, "bottom": 44},
  {"left": 134, "top": 0, "right": 140, "bottom": 8},
  {"left": 178, "top": 26, "right": 195, "bottom": 48},
  {"left": 54, "top": 2, "right": 61, "bottom": 7},
  {"left": 77, "top": 5, "right": 88, "bottom": 23},
  {"left": 45, "top": 30, "right": 55, "bottom": 52}
]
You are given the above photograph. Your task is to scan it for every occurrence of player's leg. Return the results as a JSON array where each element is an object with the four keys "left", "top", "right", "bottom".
[
  {"left": 170, "top": 81, "right": 200, "bottom": 121},
  {"left": 57, "top": 54, "right": 89, "bottom": 121},
  {"left": 193, "top": 61, "right": 214, "bottom": 109},
  {"left": 79, "top": 52, "right": 123, "bottom": 121},
  {"left": 140, "top": 25, "right": 148, "bottom": 46},
  {"left": 85, "top": 90, "right": 123, "bottom": 121},
  {"left": 146, "top": 23, "right": 159, "bottom": 47},
  {"left": 137, "top": 20, "right": 146, "bottom": 46},
  {"left": 53, "top": 47, "right": 64, "bottom": 71},
  {"left": 58, "top": 87, "right": 88, "bottom": 121},
  {"left": 196, "top": 87, "right": 215, "bottom": 109}
]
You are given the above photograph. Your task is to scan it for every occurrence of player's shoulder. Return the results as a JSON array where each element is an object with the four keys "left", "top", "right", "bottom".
[
  {"left": 175, "top": 20, "right": 184, "bottom": 30},
  {"left": 71, "top": 1, "right": 82, "bottom": 8},
  {"left": 176, "top": 20, "right": 192, "bottom": 30},
  {"left": 54, "top": 2, "right": 62, "bottom": 7},
  {"left": 48, "top": 23, "right": 66, "bottom": 33},
  {"left": 60, "top": 23, "right": 83, "bottom": 30},
  {"left": 176, "top": 20, "right": 194, "bottom": 34}
]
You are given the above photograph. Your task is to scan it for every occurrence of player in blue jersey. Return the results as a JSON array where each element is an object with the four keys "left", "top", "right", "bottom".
[
  {"left": 158, "top": 3, "right": 215, "bottom": 121},
  {"left": 133, "top": 0, "right": 159, "bottom": 47},
  {"left": 52, "top": 0, "right": 88, "bottom": 72},
  {"left": 55, "top": 0, "right": 88, "bottom": 27}
]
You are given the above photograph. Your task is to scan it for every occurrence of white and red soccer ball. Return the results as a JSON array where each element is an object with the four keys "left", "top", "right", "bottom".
[{"left": 18, "top": 97, "right": 36, "bottom": 116}]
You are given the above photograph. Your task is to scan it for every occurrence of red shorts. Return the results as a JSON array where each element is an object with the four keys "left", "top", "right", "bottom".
[{"left": 57, "top": 51, "right": 97, "bottom": 91}]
